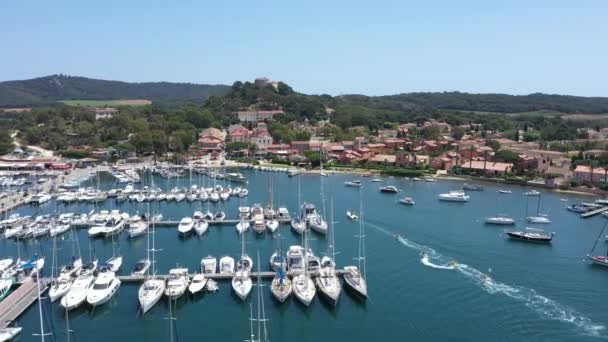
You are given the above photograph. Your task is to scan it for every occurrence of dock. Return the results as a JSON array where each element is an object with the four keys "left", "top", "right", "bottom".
[
  {"left": 71, "top": 218, "right": 292, "bottom": 228},
  {"left": 118, "top": 269, "right": 346, "bottom": 283},
  {"left": 580, "top": 206, "right": 608, "bottom": 218},
  {"left": 0, "top": 278, "right": 48, "bottom": 329}
]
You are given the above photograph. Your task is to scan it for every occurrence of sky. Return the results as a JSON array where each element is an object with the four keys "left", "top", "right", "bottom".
[{"left": 1, "top": 0, "right": 607, "bottom": 97}]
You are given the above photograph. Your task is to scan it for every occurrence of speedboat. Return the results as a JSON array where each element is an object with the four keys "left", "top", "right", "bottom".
[
  {"left": 344, "top": 180, "right": 362, "bottom": 187},
  {"left": 60, "top": 270, "right": 95, "bottom": 310},
  {"left": 138, "top": 277, "right": 165, "bottom": 314},
  {"left": 219, "top": 256, "right": 235, "bottom": 275},
  {"left": 399, "top": 197, "right": 415, "bottom": 205},
  {"left": 164, "top": 268, "right": 189, "bottom": 299},
  {"left": 106, "top": 255, "right": 123, "bottom": 272},
  {"left": 379, "top": 186, "right": 399, "bottom": 193},
  {"left": 131, "top": 259, "right": 151, "bottom": 276},
  {"left": 292, "top": 272, "right": 315, "bottom": 306},
  {"left": 188, "top": 273, "right": 208, "bottom": 294},
  {"left": 343, "top": 265, "right": 368, "bottom": 298},
  {"left": 438, "top": 190, "right": 469, "bottom": 202},
  {"left": 346, "top": 211, "right": 359, "bottom": 220},
  {"left": 194, "top": 219, "right": 209, "bottom": 236},
  {"left": 201, "top": 256, "right": 217, "bottom": 275},
  {"left": 86, "top": 266, "right": 121, "bottom": 306},
  {"left": 178, "top": 217, "right": 194, "bottom": 235},
  {"left": 266, "top": 219, "right": 279, "bottom": 233},
  {"left": 506, "top": 228, "right": 554, "bottom": 243},
  {"left": 524, "top": 190, "right": 541, "bottom": 196},
  {"left": 485, "top": 216, "right": 515, "bottom": 225}
]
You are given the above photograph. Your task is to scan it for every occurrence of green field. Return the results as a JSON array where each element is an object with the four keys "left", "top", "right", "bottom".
[{"left": 60, "top": 99, "right": 151, "bottom": 107}]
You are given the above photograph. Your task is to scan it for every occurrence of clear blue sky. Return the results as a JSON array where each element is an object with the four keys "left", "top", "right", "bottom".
[{"left": 1, "top": 0, "right": 607, "bottom": 96}]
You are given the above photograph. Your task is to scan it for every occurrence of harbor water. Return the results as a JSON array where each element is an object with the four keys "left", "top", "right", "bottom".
[{"left": 2, "top": 170, "right": 608, "bottom": 341}]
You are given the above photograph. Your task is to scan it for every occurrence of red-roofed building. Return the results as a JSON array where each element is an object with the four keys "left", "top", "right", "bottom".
[{"left": 574, "top": 165, "right": 608, "bottom": 182}]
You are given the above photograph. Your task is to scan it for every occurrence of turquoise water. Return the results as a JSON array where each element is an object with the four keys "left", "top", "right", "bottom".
[{"left": 2, "top": 170, "right": 608, "bottom": 341}]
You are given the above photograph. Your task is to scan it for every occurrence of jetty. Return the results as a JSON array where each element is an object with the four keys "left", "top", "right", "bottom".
[
  {"left": 117, "top": 270, "right": 346, "bottom": 283},
  {"left": 71, "top": 218, "right": 292, "bottom": 228},
  {"left": 580, "top": 206, "right": 608, "bottom": 218},
  {"left": 0, "top": 278, "right": 49, "bottom": 329}
]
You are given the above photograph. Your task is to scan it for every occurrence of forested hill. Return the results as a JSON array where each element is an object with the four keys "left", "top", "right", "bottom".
[
  {"left": 0, "top": 75, "right": 231, "bottom": 107},
  {"left": 338, "top": 92, "right": 608, "bottom": 114}
]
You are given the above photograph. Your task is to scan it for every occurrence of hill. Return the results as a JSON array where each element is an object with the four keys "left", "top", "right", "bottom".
[{"left": 0, "top": 74, "right": 231, "bottom": 107}]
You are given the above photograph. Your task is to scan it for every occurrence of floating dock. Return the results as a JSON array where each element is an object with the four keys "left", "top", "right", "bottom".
[
  {"left": 580, "top": 206, "right": 608, "bottom": 218},
  {"left": 71, "top": 218, "right": 292, "bottom": 228},
  {"left": 0, "top": 278, "right": 49, "bottom": 329},
  {"left": 117, "top": 270, "right": 346, "bottom": 283}
]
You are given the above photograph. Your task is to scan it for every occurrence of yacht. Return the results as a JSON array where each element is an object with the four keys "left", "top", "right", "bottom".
[
  {"left": 316, "top": 257, "right": 341, "bottom": 306},
  {"left": 194, "top": 219, "right": 209, "bottom": 236},
  {"left": 287, "top": 246, "right": 305, "bottom": 274},
  {"left": 49, "top": 224, "right": 71, "bottom": 237},
  {"left": 379, "top": 186, "right": 399, "bottom": 193},
  {"left": 309, "top": 215, "right": 328, "bottom": 235},
  {"left": 344, "top": 180, "right": 362, "bottom": 187},
  {"left": 0, "top": 258, "right": 13, "bottom": 273},
  {"left": 188, "top": 273, "right": 208, "bottom": 295},
  {"left": 102, "top": 217, "right": 125, "bottom": 237},
  {"left": 219, "top": 256, "right": 235, "bottom": 275},
  {"left": 86, "top": 266, "right": 121, "bottom": 306},
  {"left": 139, "top": 277, "right": 165, "bottom": 314},
  {"left": 60, "top": 268, "right": 96, "bottom": 310},
  {"left": 485, "top": 216, "right": 515, "bottom": 225},
  {"left": 506, "top": 228, "right": 554, "bottom": 243},
  {"left": 343, "top": 265, "right": 368, "bottom": 298},
  {"left": 201, "top": 256, "right": 217, "bottom": 275},
  {"left": 164, "top": 268, "right": 189, "bottom": 299},
  {"left": 178, "top": 217, "right": 194, "bottom": 235},
  {"left": 292, "top": 269, "right": 315, "bottom": 306},
  {"left": 232, "top": 268, "right": 252, "bottom": 301},
  {"left": 239, "top": 189, "right": 249, "bottom": 197},
  {"left": 127, "top": 219, "right": 148, "bottom": 238},
  {"left": 27, "top": 192, "right": 52, "bottom": 205},
  {"left": 106, "top": 255, "right": 123, "bottom": 272},
  {"left": 131, "top": 259, "right": 151, "bottom": 276},
  {"left": 271, "top": 271, "right": 292, "bottom": 303},
  {"left": 438, "top": 190, "right": 469, "bottom": 202},
  {"left": 238, "top": 206, "right": 251, "bottom": 220},
  {"left": 399, "top": 197, "right": 415, "bottom": 205}
]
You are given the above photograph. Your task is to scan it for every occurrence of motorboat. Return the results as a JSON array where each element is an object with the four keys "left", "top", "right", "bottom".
[
  {"left": 236, "top": 220, "right": 250, "bottom": 234},
  {"left": 106, "top": 255, "right": 123, "bottom": 272},
  {"left": 219, "top": 256, "right": 235, "bottom": 275},
  {"left": 193, "top": 211, "right": 204, "bottom": 220},
  {"left": 0, "top": 258, "right": 13, "bottom": 273},
  {"left": 379, "top": 186, "right": 399, "bottom": 193},
  {"left": 176, "top": 193, "right": 186, "bottom": 202},
  {"left": 524, "top": 190, "right": 541, "bottom": 196},
  {"left": 346, "top": 211, "right": 359, "bottom": 220},
  {"left": 201, "top": 256, "right": 217, "bottom": 275},
  {"left": 3, "top": 226, "right": 23, "bottom": 239},
  {"left": 127, "top": 219, "right": 148, "bottom": 238},
  {"left": 102, "top": 218, "right": 125, "bottom": 237},
  {"left": 188, "top": 273, "right": 207, "bottom": 294},
  {"left": 485, "top": 216, "right": 515, "bottom": 225},
  {"left": 178, "top": 217, "right": 194, "bottom": 235},
  {"left": 253, "top": 220, "right": 266, "bottom": 234},
  {"left": 59, "top": 257, "right": 83, "bottom": 278},
  {"left": 506, "top": 228, "right": 554, "bottom": 243},
  {"left": 138, "top": 277, "right": 166, "bottom": 314},
  {"left": 86, "top": 266, "right": 121, "bottom": 306},
  {"left": 164, "top": 268, "right": 189, "bottom": 299},
  {"left": 60, "top": 271, "right": 95, "bottom": 310},
  {"left": 49, "top": 224, "right": 71, "bottom": 237},
  {"left": 343, "top": 265, "right": 368, "bottom": 298},
  {"left": 209, "top": 191, "right": 220, "bottom": 202},
  {"left": 371, "top": 178, "right": 383, "bottom": 182},
  {"left": 269, "top": 251, "right": 286, "bottom": 272},
  {"left": 194, "top": 219, "right": 209, "bottom": 236},
  {"left": 266, "top": 219, "right": 279, "bottom": 233},
  {"left": 526, "top": 215, "right": 551, "bottom": 224},
  {"left": 566, "top": 204, "right": 589, "bottom": 213},
  {"left": 462, "top": 183, "right": 482, "bottom": 191},
  {"left": 26, "top": 192, "right": 52, "bottom": 205},
  {"left": 399, "top": 197, "right": 415, "bottom": 205},
  {"left": 239, "top": 189, "right": 249, "bottom": 197},
  {"left": 214, "top": 210, "right": 226, "bottom": 221},
  {"left": 344, "top": 180, "right": 362, "bottom": 187},
  {"left": 131, "top": 259, "right": 151, "bottom": 276},
  {"left": 277, "top": 207, "right": 290, "bottom": 220},
  {"left": 287, "top": 246, "right": 305, "bottom": 274},
  {"left": 438, "top": 190, "right": 469, "bottom": 202},
  {"left": 220, "top": 190, "right": 230, "bottom": 201},
  {"left": 0, "top": 278, "right": 14, "bottom": 301}
]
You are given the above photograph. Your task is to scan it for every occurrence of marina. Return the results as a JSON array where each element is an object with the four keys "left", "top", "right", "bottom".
[{"left": 0, "top": 168, "right": 608, "bottom": 341}]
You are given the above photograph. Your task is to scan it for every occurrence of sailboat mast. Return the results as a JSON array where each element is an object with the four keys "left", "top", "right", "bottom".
[
  {"left": 36, "top": 268, "right": 46, "bottom": 342},
  {"left": 256, "top": 252, "right": 261, "bottom": 342},
  {"left": 361, "top": 188, "right": 367, "bottom": 279}
]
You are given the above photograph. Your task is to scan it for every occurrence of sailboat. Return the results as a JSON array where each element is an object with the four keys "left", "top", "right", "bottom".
[
  {"left": 138, "top": 212, "right": 166, "bottom": 314},
  {"left": 266, "top": 176, "right": 279, "bottom": 233},
  {"left": 309, "top": 153, "right": 328, "bottom": 235},
  {"left": 316, "top": 198, "right": 342, "bottom": 305},
  {"left": 132, "top": 204, "right": 151, "bottom": 276},
  {"left": 270, "top": 238, "right": 291, "bottom": 303},
  {"left": 587, "top": 221, "right": 608, "bottom": 267},
  {"left": 291, "top": 174, "right": 306, "bottom": 234},
  {"left": 485, "top": 193, "right": 515, "bottom": 225},
  {"left": 106, "top": 230, "right": 123, "bottom": 272},
  {"left": 343, "top": 186, "right": 368, "bottom": 299},
  {"left": 526, "top": 193, "right": 551, "bottom": 224},
  {"left": 232, "top": 217, "right": 253, "bottom": 300},
  {"left": 247, "top": 252, "right": 270, "bottom": 342},
  {"left": 292, "top": 223, "right": 316, "bottom": 306}
]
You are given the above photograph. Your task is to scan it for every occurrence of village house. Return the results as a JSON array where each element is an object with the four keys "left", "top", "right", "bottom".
[
  {"left": 460, "top": 160, "right": 513, "bottom": 176},
  {"left": 88, "top": 107, "right": 118, "bottom": 120},
  {"left": 339, "top": 150, "right": 363, "bottom": 163},
  {"left": 197, "top": 127, "right": 226, "bottom": 152},
  {"left": 367, "top": 143, "right": 387, "bottom": 154},
  {"left": 227, "top": 124, "right": 251, "bottom": 143},
  {"left": 382, "top": 138, "right": 407, "bottom": 149},
  {"left": 237, "top": 109, "right": 284, "bottom": 123},
  {"left": 574, "top": 165, "right": 608, "bottom": 182},
  {"left": 369, "top": 154, "right": 396, "bottom": 165},
  {"left": 250, "top": 122, "right": 273, "bottom": 148},
  {"left": 290, "top": 141, "right": 310, "bottom": 153}
]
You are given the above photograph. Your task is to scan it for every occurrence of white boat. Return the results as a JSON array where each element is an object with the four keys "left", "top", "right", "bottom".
[
  {"left": 106, "top": 256, "right": 123, "bottom": 272},
  {"left": 524, "top": 190, "right": 541, "bottom": 196},
  {"left": 127, "top": 219, "right": 148, "bottom": 238},
  {"left": 60, "top": 271, "right": 95, "bottom": 310},
  {"left": 346, "top": 211, "right": 359, "bottom": 220},
  {"left": 49, "top": 224, "right": 70, "bottom": 237},
  {"left": 498, "top": 189, "right": 512, "bottom": 194},
  {"left": 271, "top": 271, "right": 291, "bottom": 303},
  {"left": 188, "top": 273, "right": 207, "bottom": 294},
  {"left": 176, "top": 193, "right": 186, "bottom": 202},
  {"left": 194, "top": 220, "right": 209, "bottom": 236},
  {"left": 344, "top": 180, "right": 362, "bottom": 187},
  {"left": 0, "top": 258, "right": 14, "bottom": 273},
  {"left": 438, "top": 190, "right": 469, "bottom": 202},
  {"left": 309, "top": 215, "right": 328, "bottom": 235},
  {"left": 131, "top": 259, "right": 151, "bottom": 276},
  {"left": 231, "top": 269, "right": 252, "bottom": 300},
  {"left": 139, "top": 278, "right": 165, "bottom": 314},
  {"left": 201, "top": 256, "right": 217, "bottom": 275},
  {"left": 86, "top": 267, "right": 121, "bottom": 306},
  {"left": 291, "top": 218, "right": 306, "bottom": 234},
  {"left": 239, "top": 189, "right": 249, "bottom": 197},
  {"left": 49, "top": 276, "right": 73, "bottom": 302},
  {"left": 0, "top": 278, "right": 14, "bottom": 301},
  {"left": 344, "top": 190, "right": 368, "bottom": 299},
  {"left": 220, "top": 191, "right": 230, "bottom": 201},
  {"left": 59, "top": 257, "right": 82, "bottom": 278},
  {"left": 219, "top": 256, "right": 235, "bottom": 275},
  {"left": 238, "top": 206, "right": 251, "bottom": 219},
  {"left": 266, "top": 219, "right": 279, "bottom": 233},
  {"left": 236, "top": 221, "right": 250, "bottom": 234},
  {"left": 178, "top": 217, "right": 194, "bottom": 235},
  {"left": 253, "top": 220, "right": 265, "bottom": 234},
  {"left": 0, "top": 327, "right": 22, "bottom": 342},
  {"left": 316, "top": 257, "right": 341, "bottom": 306},
  {"left": 399, "top": 197, "right": 415, "bottom": 205},
  {"left": 102, "top": 218, "right": 125, "bottom": 237},
  {"left": 371, "top": 178, "right": 383, "bottom": 182},
  {"left": 287, "top": 245, "right": 305, "bottom": 274},
  {"left": 3, "top": 226, "right": 22, "bottom": 239},
  {"left": 526, "top": 216, "right": 551, "bottom": 224},
  {"left": 193, "top": 211, "right": 204, "bottom": 220},
  {"left": 292, "top": 272, "right": 315, "bottom": 306},
  {"left": 379, "top": 185, "right": 399, "bottom": 193},
  {"left": 164, "top": 268, "right": 189, "bottom": 299},
  {"left": 209, "top": 191, "right": 220, "bottom": 202},
  {"left": 485, "top": 216, "right": 515, "bottom": 225},
  {"left": 27, "top": 192, "right": 52, "bottom": 205}
]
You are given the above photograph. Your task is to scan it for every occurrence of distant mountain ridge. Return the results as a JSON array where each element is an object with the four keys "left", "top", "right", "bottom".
[{"left": 0, "top": 74, "right": 231, "bottom": 107}]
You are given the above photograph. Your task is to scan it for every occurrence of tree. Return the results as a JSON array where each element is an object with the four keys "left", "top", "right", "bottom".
[
  {"left": 420, "top": 126, "right": 440, "bottom": 140},
  {"left": 451, "top": 127, "right": 465, "bottom": 141},
  {"left": 485, "top": 139, "right": 501, "bottom": 151},
  {"left": 226, "top": 141, "right": 253, "bottom": 153},
  {"left": 494, "top": 150, "right": 520, "bottom": 163}
]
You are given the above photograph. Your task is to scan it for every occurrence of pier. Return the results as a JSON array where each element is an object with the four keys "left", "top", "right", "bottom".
[
  {"left": 71, "top": 218, "right": 292, "bottom": 228},
  {"left": 117, "top": 270, "right": 347, "bottom": 282},
  {"left": 580, "top": 206, "right": 608, "bottom": 218},
  {"left": 0, "top": 278, "right": 48, "bottom": 329}
]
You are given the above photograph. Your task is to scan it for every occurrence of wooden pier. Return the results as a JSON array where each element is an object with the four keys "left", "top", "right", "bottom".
[
  {"left": 580, "top": 206, "right": 608, "bottom": 218},
  {"left": 0, "top": 278, "right": 48, "bottom": 329}
]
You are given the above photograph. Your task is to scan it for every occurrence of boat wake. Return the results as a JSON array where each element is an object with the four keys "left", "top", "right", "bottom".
[{"left": 367, "top": 222, "right": 606, "bottom": 337}]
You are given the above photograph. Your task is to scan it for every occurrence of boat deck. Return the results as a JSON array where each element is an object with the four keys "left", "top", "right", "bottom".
[{"left": 0, "top": 278, "right": 49, "bottom": 329}]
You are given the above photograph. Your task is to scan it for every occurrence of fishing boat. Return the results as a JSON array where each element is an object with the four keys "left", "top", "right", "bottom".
[
  {"left": 399, "top": 197, "right": 415, "bottom": 205},
  {"left": 379, "top": 185, "right": 399, "bottom": 193},
  {"left": 188, "top": 273, "right": 208, "bottom": 295},
  {"left": 506, "top": 227, "right": 554, "bottom": 243},
  {"left": 438, "top": 190, "right": 469, "bottom": 202},
  {"left": 178, "top": 217, "right": 194, "bottom": 235},
  {"left": 346, "top": 211, "right": 359, "bottom": 220},
  {"left": 164, "top": 268, "right": 189, "bottom": 299},
  {"left": 344, "top": 180, "right": 362, "bottom": 187},
  {"left": 86, "top": 266, "right": 121, "bottom": 306}
]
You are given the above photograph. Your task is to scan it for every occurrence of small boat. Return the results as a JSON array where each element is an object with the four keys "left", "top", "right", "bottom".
[
  {"left": 379, "top": 186, "right": 399, "bottom": 193},
  {"left": 266, "top": 219, "right": 279, "bottom": 233},
  {"left": 201, "top": 256, "right": 217, "bottom": 275},
  {"left": 346, "top": 211, "right": 359, "bottom": 220},
  {"left": 164, "top": 268, "right": 189, "bottom": 299},
  {"left": 178, "top": 217, "right": 194, "bottom": 235},
  {"left": 0, "top": 327, "right": 22, "bottom": 342},
  {"left": 131, "top": 259, "right": 151, "bottom": 276},
  {"left": 506, "top": 228, "right": 554, "bottom": 243},
  {"left": 424, "top": 177, "right": 436, "bottom": 182},
  {"left": 253, "top": 220, "right": 266, "bottom": 234},
  {"left": 344, "top": 180, "right": 362, "bottom": 187},
  {"left": 188, "top": 273, "right": 208, "bottom": 295},
  {"left": 214, "top": 211, "right": 226, "bottom": 221},
  {"left": 106, "top": 255, "right": 123, "bottom": 273},
  {"left": 438, "top": 190, "right": 469, "bottom": 202},
  {"left": 566, "top": 204, "right": 589, "bottom": 213},
  {"left": 524, "top": 190, "right": 541, "bottom": 196},
  {"left": 462, "top": 183, "right": 483, "bottom": 191},
  {"left": 219, "top": 256, "right": 235, "bottom": 275},
  {"left": 399, "top": 197, "right": 415, "bottom": 205},
  {"left": 309, "top": 215, "right": 328, "bottom": 235},
  {"left": 269, "top": 251, "right": 286, "bottom": 272},
  {"left": 526, "top": 216, "right": 551, "bottom": 224},
  {"left": 194, "top": 220, "right": 209, "bottom": 236},
  {"left": 239, "top": 189, "right": 249, "bottom": 197},
  {"left": 371, "top": 178, "right": 383, "bottom": 182},
  {"left": 485, "top": 216, "right": 515, "bottom": 225},
  {"left": 86, "top": 266, "right": 121, "bottom": 306},
  {"left": 49, "top": 224, "right": 71, "bottom": 237},
  {"left": 498, "top": 190, "right": 512, "bottom": 194},
  {"left": 587, "top": 255, "right": 608, "bottom": 267},
  {"left": 271, "top": 270, "right": 292, "bottom": 303},
  {"left": 236, "top": 221, "right": 250, "bottom": 234}
]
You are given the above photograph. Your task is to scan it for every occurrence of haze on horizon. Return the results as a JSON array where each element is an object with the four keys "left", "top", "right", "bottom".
[{"left": 1, "top": 0, "right": 607, "bottom": 97}]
